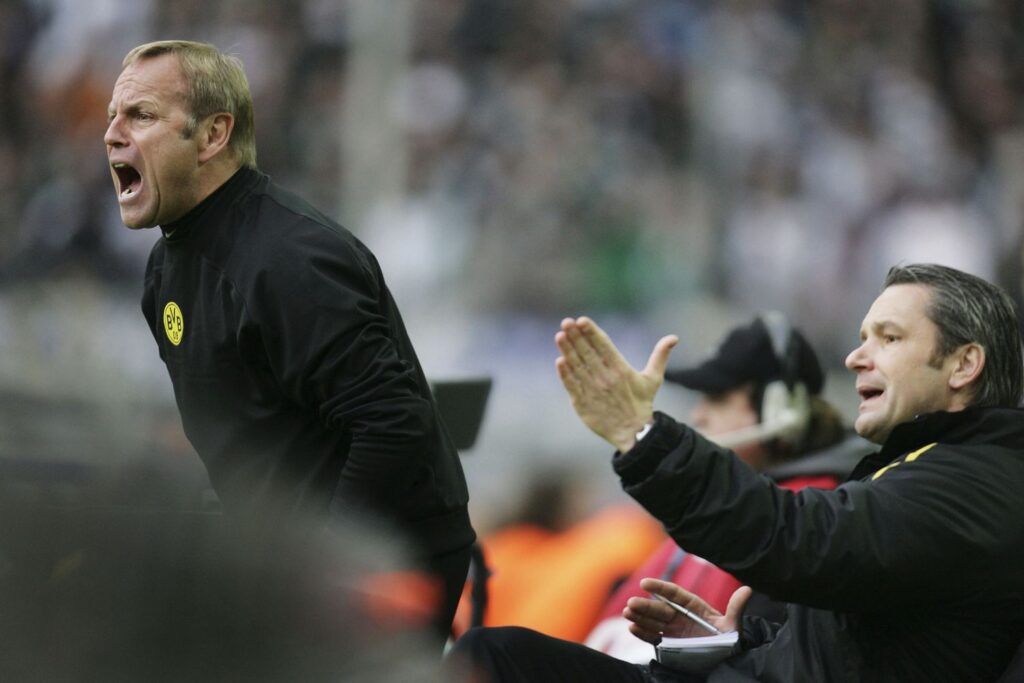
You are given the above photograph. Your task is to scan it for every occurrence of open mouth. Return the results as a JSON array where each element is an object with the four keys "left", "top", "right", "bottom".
[
  {"left": 113, "top": 163, "right": 142, "bottom": 199},
  {"left": 858, "top": 387, "right": 883, "bottom": 402}
]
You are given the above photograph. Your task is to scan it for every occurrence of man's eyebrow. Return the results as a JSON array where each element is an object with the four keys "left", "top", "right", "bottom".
[
  {"left": 858, "top": 319, "right": 905, "bottom": 340},
  {"left": 871, "top": 319, "right": 906, "bottom": 335},
  {"left": 107, "top": 99, "right": 156, "bottom": 119}
]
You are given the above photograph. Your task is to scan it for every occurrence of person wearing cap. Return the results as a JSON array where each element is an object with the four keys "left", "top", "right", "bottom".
[
  {"left": 448, "top": 263, "right": 1024, "bottom": 682},
  {"left": 661, "top": 314, "right": 846, "bottom": 473},
  {"left": 584, "top": 316, "right": 860, "bottom": 663}
]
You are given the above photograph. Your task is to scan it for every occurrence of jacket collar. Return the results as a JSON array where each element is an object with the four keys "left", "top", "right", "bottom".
[
  {"left": 160, "top": 166, "right": 259, "bottom": 243},
  {"left": 847, "top": 407, "right": 1022, "bottom": 481}
]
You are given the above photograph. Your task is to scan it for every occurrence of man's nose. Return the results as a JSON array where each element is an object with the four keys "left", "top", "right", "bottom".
[
  {"left": 845, "top": 342, "right": 869, "bottom": 371},
  {"left": 104, "top": 115, "right": 125, "bottom": 147}
]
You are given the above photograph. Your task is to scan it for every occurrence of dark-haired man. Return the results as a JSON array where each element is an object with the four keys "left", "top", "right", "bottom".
[
  {"left": 586, "top": 314, "right": 865, "bottom": 661},
  {"left": 451, "top": 263, "right": 1024, "bottom": 682}
]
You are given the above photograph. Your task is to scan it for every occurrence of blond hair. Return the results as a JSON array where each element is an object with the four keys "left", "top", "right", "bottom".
[{"left": 124, "top": 40, "right": 257, "bottom": 169}]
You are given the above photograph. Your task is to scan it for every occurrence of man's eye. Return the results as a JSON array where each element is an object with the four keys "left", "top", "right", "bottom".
[{"left": 884, "top": 335, "right": 898, "bottom": 344}]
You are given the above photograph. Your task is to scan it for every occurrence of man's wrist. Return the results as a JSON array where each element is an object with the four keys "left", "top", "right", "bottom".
[
  {"left": 615, "top": 417, "right": 655, "bottom": 453},
  {"left": 635, "top": 421, "right": 655, "bottom": 442}
]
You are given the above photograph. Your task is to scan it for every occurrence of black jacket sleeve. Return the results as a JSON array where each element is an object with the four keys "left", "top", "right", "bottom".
[
  {"left": 249, "top": 223, "right": 435, "bottom": 510},
  {"left": 613, "top": 412, "right": 1020, "bottom": 612}
]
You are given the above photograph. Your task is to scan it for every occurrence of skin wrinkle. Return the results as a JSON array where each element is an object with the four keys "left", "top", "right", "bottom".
[
  {"left": 104, "top": 52, "right": 235, "bottom": 229},
  {"left": 845, "top": 284, "right": 974, "bottom": 444}
]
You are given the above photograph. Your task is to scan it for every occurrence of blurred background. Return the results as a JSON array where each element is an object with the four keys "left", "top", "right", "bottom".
[{"left": 1, "top": 0, "right": 1022, "bottom": 532}]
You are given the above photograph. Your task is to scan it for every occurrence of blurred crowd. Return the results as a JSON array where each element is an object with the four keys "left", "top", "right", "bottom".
[
  {"left": 1, "top": 3, "right": 1022, "bottom": 675},
  {"left": 0, "top": 0, "right": 1021, "bottom": 533},
  {"left": 1, "top": 0, "right": 1021, "bottom": 361}
]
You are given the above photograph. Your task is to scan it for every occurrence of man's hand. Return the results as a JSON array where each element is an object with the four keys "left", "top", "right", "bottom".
[
  {"left": 624, "top": 578, "right": 752, "bottom": 645},
  {"left": 554, "top": 316, "right": 678, "bottom": 452}
]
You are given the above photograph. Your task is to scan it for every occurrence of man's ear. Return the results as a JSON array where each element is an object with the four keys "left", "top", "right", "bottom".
[
  {"left": 197, "top": 112, "right": 235, "bottom": 164},
  {"left": 948, "top": 343, "right": 985, "bottom": 392}
]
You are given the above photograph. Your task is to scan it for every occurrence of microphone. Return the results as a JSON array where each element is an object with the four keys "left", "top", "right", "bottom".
[{"left": 708, "top": 382, "right": 811, "bottom": 450}]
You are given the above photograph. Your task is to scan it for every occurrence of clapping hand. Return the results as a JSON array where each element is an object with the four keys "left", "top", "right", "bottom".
[{"left": 554, "top": 316, "right": 678, "bottom": 452}]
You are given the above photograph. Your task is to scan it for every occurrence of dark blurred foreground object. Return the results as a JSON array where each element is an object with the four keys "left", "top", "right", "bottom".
[
  {"left": 0, "top": 502, "right": 465, "bottom": 683},
  {"left": 430, "top": 377, "right": 493, "bottom": 452}
]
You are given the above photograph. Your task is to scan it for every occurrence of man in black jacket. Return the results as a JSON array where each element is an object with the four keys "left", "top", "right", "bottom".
[
  {"left": 451, "top": 263, "right": 1024, "bottom": 682},
  {"left": 104, "top": 40, "right": 475, "bottom": 644}
]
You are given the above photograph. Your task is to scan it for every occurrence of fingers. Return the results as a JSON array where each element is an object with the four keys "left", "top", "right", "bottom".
[
  {"left": 576, "top": 316, "right": 630, "bottom": 370},
  {"left": 555, "top": 317, "right": 618, "bottom": 382},
  {"left": 623, "top": 595, "right": 677, "bottom": 639},
  {"left": 723, "top": 586, "right": 754, "bottom": 631},
  {"left": 555, "top": 317, "right": 653, "bottom": 451},
  {"left": 554, "top": 330, "right": 581, "bottom": 372},
  {"left": 643, "top": 334, "right": 679, "bottom": 380},
  {"left": 559, "top": 318, "right": 677, "bottom": 380},
  {"left": 627, "top": 620, "right": 664, "bottom": 646},
  {"left": 555, "top": 321, "right": 594, "bottom": 377},
  {"left": 554, "top": 355, "right": 583, "bottom": 400},
  {"left": 637, "top": 578, "right": 720, "bottom": 617},
  {"left": 627, "top": 577, "right": 733, "bottom": 639},
  {"left": 554, "top": 325, "right": 593, "bottom": 398},
  {"left": 555, "top": 324, "right": 603, "bottom": 417},
  {"left": 559, "top": 317, "right": 611, "bottom": 372}
]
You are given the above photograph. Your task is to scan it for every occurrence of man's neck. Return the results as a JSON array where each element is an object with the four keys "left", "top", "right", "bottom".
[
  {"left": 161, "top": 164, "right": 249, "bottom": 237},
  {"left": 196, "top": 158, "right": 244, "bottom": 208}
]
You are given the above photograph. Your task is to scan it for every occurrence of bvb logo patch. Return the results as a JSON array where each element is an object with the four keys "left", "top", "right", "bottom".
[{"left": 163, "top": 301, "right": 184, "bottom": 346}]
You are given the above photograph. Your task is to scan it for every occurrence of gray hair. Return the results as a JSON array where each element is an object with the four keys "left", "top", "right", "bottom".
[
  {"left": 883, "top": 263, "right": 1024, "bottom": 408},
  {"left": 124, "top": 40, "right": 257, "bottom": 169}
]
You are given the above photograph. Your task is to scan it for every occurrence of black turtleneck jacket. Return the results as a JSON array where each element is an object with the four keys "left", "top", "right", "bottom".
[
  {"left": 617, "top": 407, "right": 1024, "bottom": 682},
  {"left": 141, "top": 167, "right": 474, "bottom": 557}
]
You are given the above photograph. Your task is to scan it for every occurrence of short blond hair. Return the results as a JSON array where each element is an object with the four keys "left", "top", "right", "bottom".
[{"left": 124, "top": 40, "right": 257, "bottom": 169}]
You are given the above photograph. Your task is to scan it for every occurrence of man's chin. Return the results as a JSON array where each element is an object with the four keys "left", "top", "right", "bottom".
[
  {"left": 854, "top": 415, "right": 888, "bottom": 445},
  {"left": 119, "top": 211, "right": 157, "bottom": 230}
]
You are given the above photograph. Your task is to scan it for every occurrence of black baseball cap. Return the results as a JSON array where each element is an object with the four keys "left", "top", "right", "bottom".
[{"left": 664, "top": 317, "right": 824, "bottom": 395}]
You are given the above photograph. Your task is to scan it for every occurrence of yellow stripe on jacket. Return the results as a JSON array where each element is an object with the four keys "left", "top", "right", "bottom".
[{"left": 871, "top": 443, "right": 938, "bottom": 480}]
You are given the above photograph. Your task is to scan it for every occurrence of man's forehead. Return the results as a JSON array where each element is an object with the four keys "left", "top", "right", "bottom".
[
  {"left": 861, "top": 283, "right": 932, "bottom": 329},
  {"left": 110, "top": 55, "right": 187, "bottom": 105}
]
